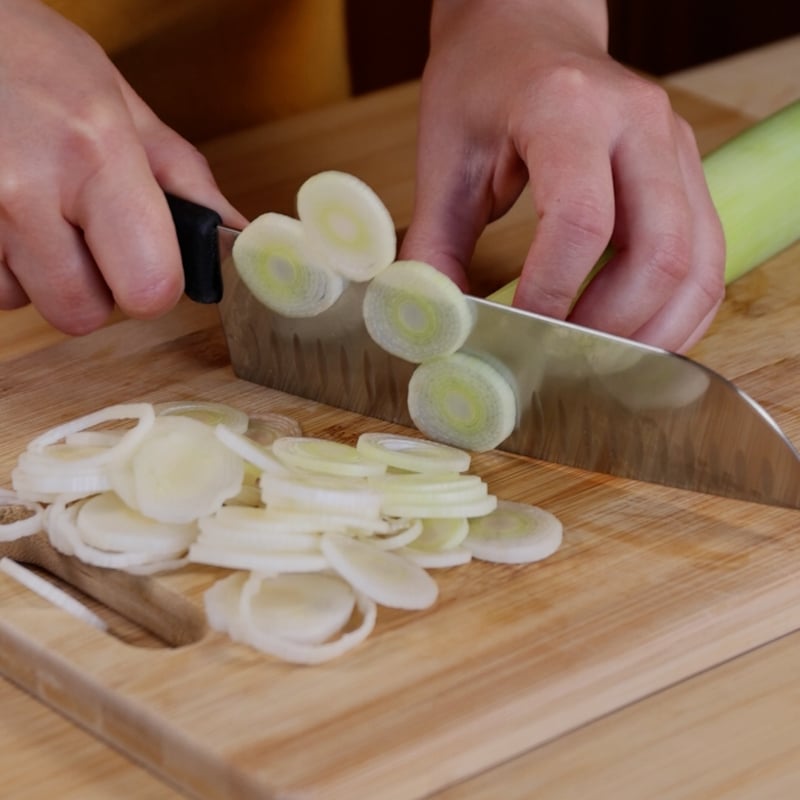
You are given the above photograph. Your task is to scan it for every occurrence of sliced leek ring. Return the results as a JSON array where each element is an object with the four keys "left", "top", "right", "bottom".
[
  {"left": 464, "top": 500, "right": 563, "bottom": 564},
  {"left": 407, "top": 352, "right": 517, "bottom": 452},
  {"left": 272, "top": 437, "right": 388, "bottom": 477},
  {"left": 356, "top": 432, "right": 471, "bottom": 473},
  {"left": 232, "top": 212, "right": 345, "bottom": 317},
  {"left": 296, "top": 170, "right": 396, "bottom": 281},
  {"left": 363, "top": 260, "right": 474, "bottom": 363}
]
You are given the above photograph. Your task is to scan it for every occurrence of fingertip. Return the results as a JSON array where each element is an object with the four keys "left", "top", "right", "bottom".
[{"left": 398, "top": 224, "right": 471, "bottom": 291}]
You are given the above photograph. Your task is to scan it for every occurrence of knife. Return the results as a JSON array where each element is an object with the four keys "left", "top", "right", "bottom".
[{"left": 166, "top": 193, "right": 800, "bottom": 511}]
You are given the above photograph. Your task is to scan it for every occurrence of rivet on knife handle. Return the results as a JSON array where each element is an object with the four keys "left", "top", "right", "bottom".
[{"left": 165, "top": 192, "right": 224, "bottom": 304}]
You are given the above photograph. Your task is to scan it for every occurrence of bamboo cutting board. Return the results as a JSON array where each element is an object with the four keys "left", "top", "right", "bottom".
[{"left": 2, "top": 86, "right": 800, "bottom": 800}]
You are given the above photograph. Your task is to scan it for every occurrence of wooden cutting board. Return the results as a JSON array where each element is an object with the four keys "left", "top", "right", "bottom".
[{"left": 2, "top": 85, "right": 800, "bottom": 800}]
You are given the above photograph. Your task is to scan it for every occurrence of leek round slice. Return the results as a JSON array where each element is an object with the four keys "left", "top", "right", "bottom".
[
  {"left": 407, "top": 352, "right": 517, "bottom": 452},
  {"left": 399, "top": 546, "right": 473, "bottom": 568},
  {"left": 356, "top": 432, "right": 471, "bottom": 473},
  {"left": 237, "top": 572, "right": 356, "bottom": 646},
  {"left": 76, "top": 491, "right": 198, "bottom": 553},
  {"left": 131, "top": 416, "right": 245, "bottom": 524},
  {"left": 154, "top": 400, "right": 249, "bottom": 434},
  {"left": 407, "top": 517, "right": 470, "bottom": 552},
  {"left": 232, "top": 212, "right": 345, "bottom": 317},
  {"left": 464, "top": 500, "right": 563, "bottom": 564},
  {"left": 272, "top": 437, "right": 388, "bottom": 477},
  {"left": 363, "top": 260, "right": 474, "bottom": 363},
  {"left": 296, "top": 170, "right": 396, "bottom": 281},
  {"left": 320, "top": 532, "right": 438, "bottom": 610}
]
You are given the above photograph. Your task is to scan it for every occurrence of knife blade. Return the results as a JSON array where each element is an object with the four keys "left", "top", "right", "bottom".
[{"left": 168, "top": 193, "right": 800, "bottom": 510}]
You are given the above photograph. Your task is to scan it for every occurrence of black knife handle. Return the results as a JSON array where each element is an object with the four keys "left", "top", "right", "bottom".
[{"left": 165, "top": 192, "right": 223, "bottom": 304}]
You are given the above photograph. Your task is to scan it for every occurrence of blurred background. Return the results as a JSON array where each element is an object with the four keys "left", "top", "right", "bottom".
[
  {"left": 46, "top": 0, "right": 800, "bottom": 142},
  {"left": 346, "top": 0, "right": 800, "bottom": 92}
]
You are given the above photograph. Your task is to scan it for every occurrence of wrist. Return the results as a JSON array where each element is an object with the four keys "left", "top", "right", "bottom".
[{"left": 430, "top": 0, "right": 609, "bottom": 50}]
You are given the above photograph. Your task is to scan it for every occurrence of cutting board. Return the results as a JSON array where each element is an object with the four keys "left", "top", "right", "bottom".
[{"left": 2, "top": 86, "right": 800, "bottom": 800}]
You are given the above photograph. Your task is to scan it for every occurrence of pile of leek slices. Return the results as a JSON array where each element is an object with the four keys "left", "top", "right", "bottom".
[
  {"left": 232, "top": 170, "right": 517, "bottom": 453},
  {"left": 2, "top": 400, "right": 562, "bottom": 664}
]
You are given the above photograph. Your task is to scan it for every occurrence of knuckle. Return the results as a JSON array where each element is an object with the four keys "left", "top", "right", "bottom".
[
  {"left": 535, "top": 64, "right": 593, "bottom": 104},
  {"left": 628, "top": 80, "right": 673, "bottom": 122},
  {"left": 151, "top": 133, "right": 215, "bottom": 183},
  {"left": 0, "top": 172, "right": 34, "bottom": 221},
  {"left": 643, "top": 232, "right": 692, "bottom": 286},
  {"left": 547, "top": 194, "right": 614, "bottom": 250},
  {"left": 62, "top": 100, "right": 129, "bottom": 173},
  {"left": 118, "top": 270, "right": 183, "bottom": 319},
  {"left": 49, "top": 286, "right": 114, "bottom": 336},
  {"left": 695, "top": 255, "right": 726, "bottom": 310}
]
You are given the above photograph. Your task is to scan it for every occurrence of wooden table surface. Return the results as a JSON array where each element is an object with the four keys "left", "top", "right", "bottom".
[{"left": 2, "top": 35, "right": 799, "bottom": 800}]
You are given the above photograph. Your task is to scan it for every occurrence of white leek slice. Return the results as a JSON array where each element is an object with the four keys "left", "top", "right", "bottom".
[
  {"left": 356, "top": 432, "right": 471, "bottom": 473},
  {"left": 232, "top": 212, "right": 346, "bottom": 317},
  {"left": 201, "top": 505, "right": 391, "bottom": 537},
  {"left": 272, "top": 437, "right": 387, "bottom": 477},
  {"left": 131, "top": 416, "right": 245, "bottom": 524},
  {"left": 215, "top": 423, "right": 290, "bottom": 476},
  {"left": 47, "top": 497, "right": 185, "bottom": 569},
  {"left": 367, "top": 472, "right": 483, "bottom": 493},
  {"left": 237, "top": 572, "right": 356, "bottom": 645},
  {"left": 0, "top": 557, "right": 107, "bottom": 631},
  {"left": 407, "top": 517, "right": 470, "bottom": 552},
  {"left": 381, "top": 493, "right": 497, "bottom": 520},
  {"left": 399, "top": 546, "right": 472, "bottom": 568},
  {"left": 64, "top": 431, "right": 124, "bottom": 447},
  {"left": 188, "top": 542, "right": 328, "bottom": 573},
  {"left": 363, "top": 260, "right": 474, "bottom": 362},
  {"left": 464, "top": 500, "right": 563, "bottom": 564},
  {"left": 198, "top": 508, "right": 322, "bottom": 552},
  {"left": 376, "top": 480, "right": 488, "bottom": 508},
  {"left": 296, "top": 170, "right": 396, "bottom": 281},
  {"left": 407, "top": 352, "right": 517, "bottom": 452},
  {"left": 320, "top": 532, "right": 438, "bottom": 610},
  {"left": 236, "top": 574, "right": 377, "bottom": 665},
  {"left": 25, "top": 403, "right": 155, "bottom": 468},
  {"left": 363, "top": 519, "right": 423, "bottom": 550},
  {"left": 204, "top": 572, "right": 247, "bottom": 635},
  {"left": 11, "top": 462, "right": 110, "bottom": 504},
  {"left": 0, "top": 492, "right": 44, "bottom": 542},
  {"left": 154, "top": 400, "right": 249, "bottom": 434},
  {"left": 76, "top": 492, "right": 197, "bottom": 553},
  {"left": 260, "top": 473, "right": 382, "bottom": 519}
]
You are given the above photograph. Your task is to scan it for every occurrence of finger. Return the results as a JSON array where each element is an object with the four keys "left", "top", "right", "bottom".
[
  {"left": 0, "top": 256, "right": 29, "bottom": 309},
  {"left": 118, "top": 79, "right": 248, "bottom": 230},
  {"left": 2, "top": 200, "right": 114, "bottom": 334},
  {"left": 64, "top": 111, "right": 187, "bottom": 322},
  {"left": 630, "top": 119, "right": 726, "bottom": 352},
  {"left": 568, "top": 108, "right": 692, "bottom": 337},
  {"left": 513, "top": 128, "right": 615, "bottom": 318},
  {"left": 397, "top": 102, "right": 506, "bottom": 291}
]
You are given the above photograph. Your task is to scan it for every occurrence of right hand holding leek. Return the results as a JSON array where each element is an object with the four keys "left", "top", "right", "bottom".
[{"left": 399, "top": 0, "right": 727, "bottom": 354}]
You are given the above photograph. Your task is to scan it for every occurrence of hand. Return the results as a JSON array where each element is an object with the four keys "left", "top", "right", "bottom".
[
  {"left": 0, "top": 0, "right": 246, "bottom": 334},
  {"left": 400, "top": 0, "right": 726, "bottom": 352}
]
